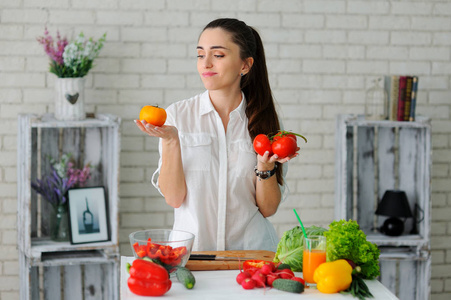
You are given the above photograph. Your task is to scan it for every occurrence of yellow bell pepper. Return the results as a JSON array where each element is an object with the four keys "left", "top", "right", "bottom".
[{"left": 313, "top": 259, "right": 352, "bottom": 294}]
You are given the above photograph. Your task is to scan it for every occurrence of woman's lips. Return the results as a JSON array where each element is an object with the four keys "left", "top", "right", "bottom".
[{"left": 202, "top": 72, "right": 217, "bottom": 77}]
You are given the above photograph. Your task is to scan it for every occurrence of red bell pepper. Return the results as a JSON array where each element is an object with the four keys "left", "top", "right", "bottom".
[
  {"left": 133, "top": 238, "right": 188, "bottom": 267},
  {"left": 243, "top": 260, "right": 276, "bottom": 276},
  {"left": 133, "top": 242, "right": 147, "bottom": 258},
  {"left": 127, "top": 259, "right": 172, "bottom": 296}
]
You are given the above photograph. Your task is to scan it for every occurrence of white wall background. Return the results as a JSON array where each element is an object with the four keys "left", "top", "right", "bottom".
[{"left": 1, "top": 0, "right": 450, "bottom": 299}]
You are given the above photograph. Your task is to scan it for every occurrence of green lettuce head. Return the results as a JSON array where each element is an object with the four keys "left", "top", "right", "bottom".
[
  {"left": 324, "top": 219, "right": 380, "bottom": 279},
  {"left": 273, "top": 225, "right": 327, "bottom": 272}
]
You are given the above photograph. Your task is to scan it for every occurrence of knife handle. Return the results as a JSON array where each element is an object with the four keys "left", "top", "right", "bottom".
[{"left": 189, "top": 254, "right": 216, "bottom": 260}]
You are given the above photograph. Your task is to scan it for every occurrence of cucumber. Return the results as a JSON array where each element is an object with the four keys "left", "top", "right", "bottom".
[
  {"left": 175, "top": 266, "right": 196, "bottom": 289},
  {"left": 277, "top": 263, "right": 292, "bottom": 270},
  {"left": 272, "top": 279, "right": 304, "bottom": 293}
]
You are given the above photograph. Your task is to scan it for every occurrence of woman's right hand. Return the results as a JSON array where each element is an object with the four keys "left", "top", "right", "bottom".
[{"left": 134, "top": 119, "right": 179, "bottom": 141}]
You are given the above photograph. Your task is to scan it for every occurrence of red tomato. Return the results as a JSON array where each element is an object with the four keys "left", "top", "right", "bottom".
[
  {"left": 139, "top": 105, "right": 167, "bottom": 126},
  {"left": 272, "top": 135, "right": 297, "bottom": 158},
  {"left": 253, "top": 134, "right": 273, "bottom": 156}
]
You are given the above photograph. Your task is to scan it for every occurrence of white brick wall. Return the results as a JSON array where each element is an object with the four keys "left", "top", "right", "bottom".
[{"left": 1, "top": 0, "right": 451, "bottom": 298}]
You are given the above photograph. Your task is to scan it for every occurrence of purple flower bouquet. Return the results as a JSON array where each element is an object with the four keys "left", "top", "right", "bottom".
[{"left": 31, "top": 154, "right": 91, "bottom": 241}]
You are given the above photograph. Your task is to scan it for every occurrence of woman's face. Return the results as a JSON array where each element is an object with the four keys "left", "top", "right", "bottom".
[{"left": 197, "top": 28, "right": 250, "bottom": 92}]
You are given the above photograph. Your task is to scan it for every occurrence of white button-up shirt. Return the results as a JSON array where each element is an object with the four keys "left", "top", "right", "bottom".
[{"left": 152, "top": 91, "right": 287, "bottom": 252}]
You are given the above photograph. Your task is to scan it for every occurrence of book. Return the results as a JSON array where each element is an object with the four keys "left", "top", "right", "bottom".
[
  {"left": 409, "top": 76, "right": 418, "bottom": 121},
  {"left": 397, "top": 76, "right": 407, "bottom": 121},
  {"left": 385, "top": 75, "right": 399, "bottom": 121},
  {"left": 403, "top": 76, "right": 413, "bottom": 121}
]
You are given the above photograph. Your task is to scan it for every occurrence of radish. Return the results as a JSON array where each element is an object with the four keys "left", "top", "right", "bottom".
[
  {"left": 266, "top": 273, "right": 279, "bottom": 287},
  {"left": 241, "top": 278, "right": 256, "bottom": 290},
  {"left": 277, "top": 269, "right": 295, "bottom": 279},
  {"left": 344, "top": 258, "right": 357, "bottom": 269},
  {"left": 251, "top": 271, "right": 267, "bottom": 288},
  {"left": 236, "top": 271, "right": 251, "bottom": 285},
  {"left": 260, "top": 263, "right": 273, "bottom": 276},
  {"left": 292, "top": 276, "right": 305, "bottom": 285}
]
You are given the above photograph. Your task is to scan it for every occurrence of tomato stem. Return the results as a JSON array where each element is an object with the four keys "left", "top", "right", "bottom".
[{"left": 272, "top": 130, "right": 308, "bottom": 143}]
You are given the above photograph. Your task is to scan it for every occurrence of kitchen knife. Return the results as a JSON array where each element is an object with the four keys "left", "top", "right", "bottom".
[{"left": 189, "top": 254, "right": 254, "bottom": 261}]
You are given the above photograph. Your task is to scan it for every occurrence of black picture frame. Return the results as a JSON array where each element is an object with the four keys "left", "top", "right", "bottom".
[{"left": 67, "top": 186, "right": 109, "bottom": 244}]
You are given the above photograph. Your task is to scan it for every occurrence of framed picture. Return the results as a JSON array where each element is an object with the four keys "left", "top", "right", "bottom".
[{"left": 67, "top": 186, "right": 109, "bottom": 244}]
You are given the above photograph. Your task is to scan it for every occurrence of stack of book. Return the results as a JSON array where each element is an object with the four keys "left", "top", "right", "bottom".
[{"left": 384, "top": 75, "right": 419, "bottom": 122}]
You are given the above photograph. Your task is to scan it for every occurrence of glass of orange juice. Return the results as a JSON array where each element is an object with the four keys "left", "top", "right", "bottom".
[{"left": 303, "top": 235, "right": 327, "bottom": 286}]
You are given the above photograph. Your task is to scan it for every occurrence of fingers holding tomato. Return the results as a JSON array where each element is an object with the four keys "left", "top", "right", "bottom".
[
  {"left": 135, "top": 119, "right": 178, "bottom": 141},
  {"left": 273, "top": 147, "right": 300, "bottom": 163},
  {"left": 135, "top": 105, "right": 179, "bottom": 140},
  {"left": 253, "top": 131, "right": 307, "bottom": 160}
]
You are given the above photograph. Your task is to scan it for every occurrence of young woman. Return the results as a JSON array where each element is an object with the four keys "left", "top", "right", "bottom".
[{"left": 135, "top": 18, "right": 299, "bottom": 251}]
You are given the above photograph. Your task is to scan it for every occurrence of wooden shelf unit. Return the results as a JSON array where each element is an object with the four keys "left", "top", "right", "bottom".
[
  {"left": 335, "top": 114, "right": 431, "bottom": 300},
  {"left": 17, "top": 113, "right": 121, "bottom": 300}
]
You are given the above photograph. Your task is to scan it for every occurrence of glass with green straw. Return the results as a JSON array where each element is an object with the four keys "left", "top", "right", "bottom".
[{"left": 293, "top": 208, "right": 309, "bottom": 248}]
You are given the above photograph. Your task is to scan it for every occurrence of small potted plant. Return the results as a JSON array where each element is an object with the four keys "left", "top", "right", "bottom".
[{"left": 37, "top": 28, "right": 106, "bottom": 121}]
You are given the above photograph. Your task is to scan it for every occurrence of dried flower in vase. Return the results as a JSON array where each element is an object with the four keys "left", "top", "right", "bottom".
[{"left": 31, "top": 153, "right": 92, "bottom": 207}]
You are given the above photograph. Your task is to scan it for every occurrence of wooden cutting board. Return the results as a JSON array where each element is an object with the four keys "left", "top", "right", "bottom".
[{"left": 185, "top": 250, "right": 275, "bottom": 271}]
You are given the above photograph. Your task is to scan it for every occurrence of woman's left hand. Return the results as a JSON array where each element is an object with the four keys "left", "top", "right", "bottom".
[{"left": 257, "top": 147, "right": 300, "bottom": 169}]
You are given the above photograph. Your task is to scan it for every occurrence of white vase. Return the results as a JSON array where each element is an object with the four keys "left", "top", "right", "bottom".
[{"left": 54, "top": 77, "right": 86, "bottom": 121}]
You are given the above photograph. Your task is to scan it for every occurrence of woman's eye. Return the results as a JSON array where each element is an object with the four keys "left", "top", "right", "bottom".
[
  {"left": 214, "top": 55, "right": 224, "bottom": 58},
  {"left": 197, "top": 55, "right": 204, "bottom": 58}
]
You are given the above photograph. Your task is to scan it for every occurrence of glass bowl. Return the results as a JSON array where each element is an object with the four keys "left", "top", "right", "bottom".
[{"left": 129, "top": 229, "right": 195, "bottom": 270}]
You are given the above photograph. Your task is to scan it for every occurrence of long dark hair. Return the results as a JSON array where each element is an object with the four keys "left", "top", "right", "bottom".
[{"left": 203, "top": 18, "right": 283, "bottom": 185}]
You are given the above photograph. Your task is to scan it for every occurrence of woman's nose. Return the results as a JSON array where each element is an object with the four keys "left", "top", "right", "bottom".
[{"left": 204, "top": 55, "right": 213, "bottom": 68}]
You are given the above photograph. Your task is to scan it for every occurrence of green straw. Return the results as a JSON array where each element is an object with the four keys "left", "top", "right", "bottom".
[{"left": 293, "top": 208, "right": 309, "bottom": 248}]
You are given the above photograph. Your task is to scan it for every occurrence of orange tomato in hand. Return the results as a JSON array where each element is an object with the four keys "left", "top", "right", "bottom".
[{"left": 139, "top": 105, "right": 167, "bottom": 126}]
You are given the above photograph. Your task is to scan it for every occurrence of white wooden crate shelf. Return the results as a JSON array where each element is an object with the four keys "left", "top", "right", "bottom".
[
  {"left": 379, "top": 247, "right": 430, "bottom": 261},
  {"left": 335, "top": 114, "right": 431, "bottom": 300},
  {"left": 30, "top": 238, "right": 118, "bottom": 251},
  {"left": 39, "top": 250, "right": 117, "bottom": 267},
  {"left": 29, "top": 238, "right": 118, "bottom": 265},
  {"left": 367, "top": 233, "right": 428, "bottom": 248},
  {"left": 17, "top": 113, "right": 121, "bottom": 300}
]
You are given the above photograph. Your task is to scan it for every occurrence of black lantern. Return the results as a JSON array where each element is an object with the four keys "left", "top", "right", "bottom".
[{"left": 375, "top": 190, "right": 413, "bottom": 236}]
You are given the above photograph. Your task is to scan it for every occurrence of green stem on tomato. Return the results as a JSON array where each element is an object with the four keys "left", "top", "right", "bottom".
[{"left": 272, "top": 130, "right": 308, "bottom": 143}]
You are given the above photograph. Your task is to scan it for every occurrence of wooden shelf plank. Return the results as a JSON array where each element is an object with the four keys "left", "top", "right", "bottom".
[
  {"left": 342, "top": 114, "right": 431, "bottom": 128},
  {"left": 27, "top": 113, "right": 120, "bottom": 129},
  {"left": 28, "top": 238, "right": 118, "bottom": 261}
]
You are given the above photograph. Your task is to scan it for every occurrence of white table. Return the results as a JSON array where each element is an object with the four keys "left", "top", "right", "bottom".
[{"left": 120, "top": 256, "right": 398, "bottom": 299}]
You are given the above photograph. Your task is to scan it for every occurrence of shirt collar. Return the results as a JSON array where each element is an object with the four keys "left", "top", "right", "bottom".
[
  {"left": 199, "top": 90, "right": 215, "bottom": 116},
  {"left": 199, "top": 90, "right": 247, "bottom": 122}
]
